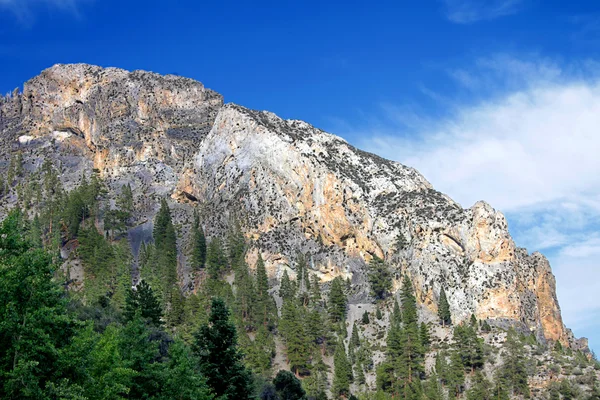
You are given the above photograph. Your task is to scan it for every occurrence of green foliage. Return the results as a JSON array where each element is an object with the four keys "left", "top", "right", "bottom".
[
  {"left": 78, "top": 226, "right": 132, "bottom": 306},
  {"left": 496, "top": 328, "right": 530, "bottom": 398},
  {"left": 466, "top": 371, "right": 492, "bottom": 400},
  {"left": 0, "top": 212, "right": 76, "bottom": 398},
  {"left": 190, "top": 212, "right": 207, "bottom": 271},
  {"left": 273, "top": 370, "right": 307, "bottom": 400},
  {"left": 206, "top": 237, "right": 227, "bottom": 281},
  {"left": 160, "top": 338, "right": 213, "bottom": 400},
  {"left": 453, "top": 324, "right": 484, "bottom": 373},
  {"left": 362, "top": 310, "right": 370, "bottom": 324},
  {"left": 438, "top": 288, "right": 451, "bottom": 326},
  {"left": 394, "top": 232, "right": 408, "bottom": 252},
  {"left": 328, "top": 277, "right": 347, "bottom": 323},
  {"left": 420, "top": 322, "right": 431, "bottom": 350},
  {"left": 124, "top": 280, "right": 163, "bottom": 326},
  {"left": 332, "top": 342, "right": 353, "bottom": 398},
  {"left": 279, "top": 269, "right": 295, "bottom": 301},
  {"left": 368, "top": 256, "right": 392, "bottom": 300},
  {"left": 194, "top": 297, "right": 252, "bottom": 399},
  {"left": 280, "top": 298, "right": 310, "bottom": 374},
  {"left": 255, "top": 254, "right": 277, "bottom": 330},
  {"left": 447, "top": 350, "right": 465, "bottom": 397}
]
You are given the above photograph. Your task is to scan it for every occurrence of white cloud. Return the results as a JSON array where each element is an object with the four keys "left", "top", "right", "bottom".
[
  {"left": 335, "top": 55, "right": 600, "bottom": 348},
  {"left": 441, "top": 0, "right": 525, "bottom": 23},
  {"left": 0, "top": 0, "right": 87, "bottom": 25}
]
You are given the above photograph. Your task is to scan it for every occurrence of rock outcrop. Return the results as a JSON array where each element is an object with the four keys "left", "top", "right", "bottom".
[{"left": 0, "top": 63, "right": 575, "bottom": 347}]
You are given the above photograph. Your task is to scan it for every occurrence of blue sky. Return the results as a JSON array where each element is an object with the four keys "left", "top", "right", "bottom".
[{"left": 1, "top": 0, "right": 599, "bottom": 353}]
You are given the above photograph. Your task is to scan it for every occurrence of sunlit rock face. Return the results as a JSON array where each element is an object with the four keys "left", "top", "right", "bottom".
[{"left": 0, "top": 63, "right": 572, "bottom": 346}]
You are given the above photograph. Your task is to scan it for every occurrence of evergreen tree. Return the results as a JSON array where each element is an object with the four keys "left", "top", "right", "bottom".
[
  {"left": 349, "top": 321, "right": 361, "bottom": 362},
  {"left": 466, "top": 371, "right": 492, "bottom": 400},
  {"left": 368, "top": 256, "right": 392, "bottom": 300},
  {"left": 328, "top": 277, "right": 347, "bottom": 323},
  {"left": 280, "top": 298, "right": 310, "bottom": 375},
  {"left": 273, "top": 369, "right": 307, "bottom": 400},
  {"left": 160, "top": 338, "right": 212, "bottom": 400},
  {"left": 447, "top": 350, "right": 465, "bottom": 398},
  {"left": 206, "top": 237, "right": 227, "bottom": 281},
  {"left": 453, "top": 324, "right": 484, "bottom": 373},
  {"left": 423, "top": 372, "right": 444, "bottom": 400},
  {"left": 400, "top": 275, "right": 417, "bottom": 325},
  {"left": 124, "top": 280, "right": 163, "bottom": 326},
  {"left": 117, "top": 184, "right": 134, "bottom": 215},
  {"left": 309, "top": 273, "right": 322, "bottom": 306},
  {"left": 190, "top": 212, "right": 207, "bottom": 271},
  {"left": 497, "top": 328, "right": 530, "bottom": 398},
  {"left": 332, "top": 342, "right": 353, "bottom": 398},
  {"left": 420, "top": 322, "right": 431, "bottom": 350},
  {"left": 394, "top": 232, "right": 408, "bottom": 252},
  {"left": 376, "top": 308, "right": 383, "bottom": 320},
  {"left": 193, "top": 297, "right": 252, "bottom": 399},
  {"left": 391, "top": 299, "right": 402, "bottom": 326},
  {"left": 438, "top": 288, "right": 451, "bottom": 326},
  {"left": 435, "top": 351, "right": 449, "bottom": 386},
  {"left": 255, "top": 253, "right": 277, "bottom": 329},
  {"left": 0, "top": 212, "right": 76, "bottom": 398},
  {"left": 279, "top": 269, "right": 295, "bottom": 301},
  {"left": 362, "top": 310, "right": 370, "bottom": 324}
]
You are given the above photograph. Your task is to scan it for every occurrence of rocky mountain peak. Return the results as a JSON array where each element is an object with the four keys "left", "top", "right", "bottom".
[{"left": 0, "top": 64, "right": 583, "bottom": 350}]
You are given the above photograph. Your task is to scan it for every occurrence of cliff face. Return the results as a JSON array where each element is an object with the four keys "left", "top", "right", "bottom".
[{"left": 0, "top": 64, "right": 574, "bottom": 346}]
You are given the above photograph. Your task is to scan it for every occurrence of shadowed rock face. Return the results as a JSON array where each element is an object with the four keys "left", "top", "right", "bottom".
[{"left": 0, "top": 63, "right": 574, "bottom": 346}]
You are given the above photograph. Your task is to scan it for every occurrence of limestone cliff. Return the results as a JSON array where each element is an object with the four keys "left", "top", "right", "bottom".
[{"left": 0, "top": 63, "right": 576, "bottom": 347}]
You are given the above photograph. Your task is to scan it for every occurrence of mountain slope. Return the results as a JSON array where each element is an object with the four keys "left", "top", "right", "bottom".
[{"left": 0, "top": 63, "right": 583, "bottom": 351}]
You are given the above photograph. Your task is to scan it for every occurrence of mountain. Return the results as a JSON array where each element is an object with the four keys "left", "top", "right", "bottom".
[{"left": 0, "top": 64, "right": 595, "bottom": 398}]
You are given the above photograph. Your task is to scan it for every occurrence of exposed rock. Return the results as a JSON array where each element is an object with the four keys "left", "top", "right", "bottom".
[{"left": 0, "top": 63, "right": 580, "bottom": 349}]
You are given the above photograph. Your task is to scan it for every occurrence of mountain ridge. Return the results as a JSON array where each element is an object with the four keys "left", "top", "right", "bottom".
[{"left": 0, "top": 63, "right": 586, "bottom": 353}]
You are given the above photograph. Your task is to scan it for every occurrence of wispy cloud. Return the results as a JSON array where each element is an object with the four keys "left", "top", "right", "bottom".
[
  {"left": 331, "top": 54, "right": 600, "bottom": 349},
  {"left": 441, "top": 0, "right": 525, "bottom": 24},
  {"left": 0, "top": 0, "right": 88, "bottom": 26}
]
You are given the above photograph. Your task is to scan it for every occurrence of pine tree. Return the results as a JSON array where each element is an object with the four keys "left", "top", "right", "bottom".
[
  {"left": 279, "top": 269, "right": 296, "bottom": 301},
  {"left": 190, "top": 212, "right": 207, "bottom": 271},
  {"left": 152, "top": 199, "right": 178, "bottom": 301},
  {"left": 328, "top": 277, "right": 347, "bottom": 323},
  {"left": 400, "top": 275, "right": 417, "bottom": 325},
  {"left": 470, "top": 313, "right": 478, "bottom": 329},
  {"left": 423, "top": 372, "right": 444, "bottom": 400},
  {"left": 124, "top": 280, "right": 163, "bottom": 326},
  {"left": 420, "top": 322, "right": 431, "bottom": 350},
  {"left": 368, "top": 256, "right": 392, "bottom": 300},
  {"left": 497, "top": 328, "right": 530, "bottom": 398},
  {"left": 310, "top": 273, "right": 322, "bottom": 305},
  {"left": 395, "top": 232, "right": 408, "bottom": 252},
  {"left": 0, "top": 212, "right": 76, "bottom": 398},
  {"left": 206, "top": 237, "right": 227, "bottom": 280},
  {"left": 447, "top": 350, "right": 465, "bottom": 398},
  {"left": 234, "top": 260, "right": 256, "bottom": 324},
  {"left": 435, "top": 351, "right": 449, "bottom": 385},
  {"left": 273, "top": 370, "right": 307, "bottom": 400},
  {"left": 254, "top": 253, "right": 277, "bottom": 329},
  {"left": 466, "top": 371, "right": 492, "bottom": 400},
  {"left": 332, "top": 341, "right": 353, "bottom": 398},
  {"left": 160, "top": 338, "right": 212, "bottom": 400},
  {"left": 376, "top": 308, "right": 383, "bottom": 320},
  {"left": 117, "top": 184, "right": 134, "bottom": 215},
  {"left": 280, "top": 298, "right": 310, "bottom": 375},
  {"left": 349, "top": 321, "right": 361, "bottom": 362},
  {"left": 193, "top": 298, "right": 252, "bottom": 399},
  {"left": 453, "top": 324, "right": 484, "bottom": 373},
  {"left": 362, "top": 310, "right": 370, "bottom": 324},
  {"left": 391, "top": 299, "right": 402, "bottom": 326},
  {"left": 438, "top": 288, "right": 451, "bottom": 326}
]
